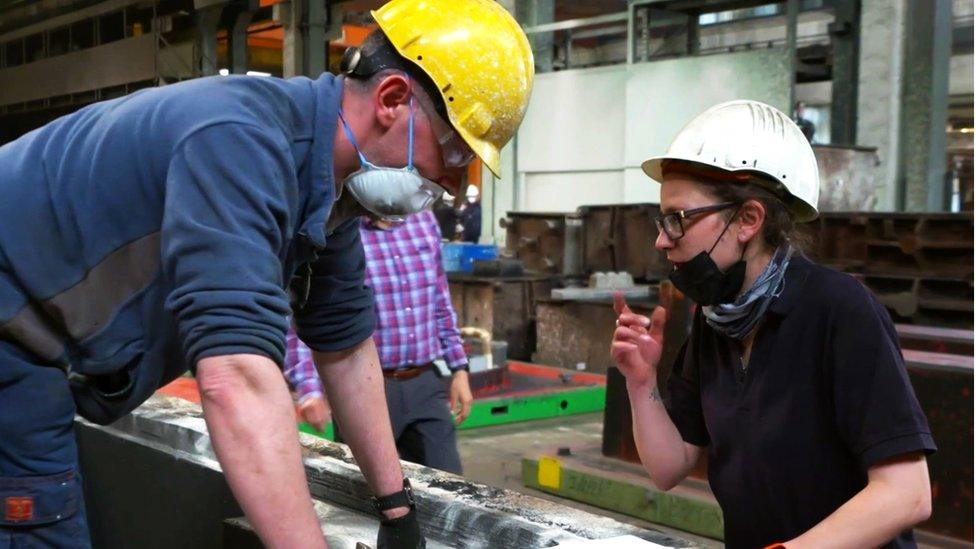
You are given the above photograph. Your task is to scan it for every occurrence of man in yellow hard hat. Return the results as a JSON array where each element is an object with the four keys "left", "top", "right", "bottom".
[{"left": 0, "top": 0, "right": 532, "bottom": 548}]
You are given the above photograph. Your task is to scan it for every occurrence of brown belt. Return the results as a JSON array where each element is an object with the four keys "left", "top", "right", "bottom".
[{"left": 382, "top": 363, "right": 433, "bottom": 381}]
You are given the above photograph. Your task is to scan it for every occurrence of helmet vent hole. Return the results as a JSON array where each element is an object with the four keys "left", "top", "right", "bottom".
[
  {"left": 449, "top": 97, "right": 454, "bottom": 102},
  {"left": 741, "top": 160, "right": 747, "bottom": 165},
  {"left": 417, "top": 55, "right": 423, "bottom": 61}
]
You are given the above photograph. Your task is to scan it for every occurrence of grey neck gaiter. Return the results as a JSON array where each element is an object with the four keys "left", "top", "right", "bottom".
[{"left": 702, "top": 245, "right": 793, "bottom": 340}]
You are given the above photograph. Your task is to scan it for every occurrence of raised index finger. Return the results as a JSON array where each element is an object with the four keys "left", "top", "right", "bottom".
[{"left": 613, "top": 291, "right": 632, "bottom": 315}]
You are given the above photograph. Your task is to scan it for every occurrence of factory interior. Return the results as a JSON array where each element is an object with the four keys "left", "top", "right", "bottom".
[{"left": 0, "top": 0, "right": 973, "bottom": 548}]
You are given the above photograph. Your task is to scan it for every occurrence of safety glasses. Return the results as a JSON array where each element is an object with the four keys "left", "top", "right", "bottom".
[
  {"left": 411, "top": 87, "right": 477, "bottom": 169},
  {"left": 654, "top": 202, "right": 739, "bottom": 241}
]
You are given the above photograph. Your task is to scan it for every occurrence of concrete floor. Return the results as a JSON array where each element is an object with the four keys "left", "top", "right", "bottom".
[{"left": 455, "top": 413, "right": 722, "bottom": 548}]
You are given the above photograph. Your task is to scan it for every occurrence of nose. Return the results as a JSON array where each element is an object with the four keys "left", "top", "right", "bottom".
[{"left": 655, "top": 229, "right": 673, "bottom": 251}]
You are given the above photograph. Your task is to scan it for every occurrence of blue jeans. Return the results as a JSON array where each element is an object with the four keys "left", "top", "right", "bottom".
[{"left": 0, "top": 340, "right": 90, "bottom": 548}]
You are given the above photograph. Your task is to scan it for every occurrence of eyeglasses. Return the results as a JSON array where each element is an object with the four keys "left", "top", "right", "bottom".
[
  {"left": 411, "top": 87, "right": 477, "bottom": 169},
  {"left": 654, "top": 202, "right": 739, "bottom": 241}
]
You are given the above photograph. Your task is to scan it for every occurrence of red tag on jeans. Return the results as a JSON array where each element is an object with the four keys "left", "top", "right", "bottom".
[{"left": 5, "top": 496, "right": 34, "bottom": 522}]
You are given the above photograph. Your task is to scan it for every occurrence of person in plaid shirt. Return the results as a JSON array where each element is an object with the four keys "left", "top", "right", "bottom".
[
  {"left": 286, "top": 209, "right": 472, "bottom": 473},
  {"left": 284, "top": 327, "right": 332, "bottom": 431}
]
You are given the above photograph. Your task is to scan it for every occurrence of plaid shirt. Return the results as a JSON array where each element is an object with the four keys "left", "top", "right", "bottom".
[
  {"left": 284, "top": 327, "right": 321, "bottom": 404},
  {"left": 283, "top": 210, "right": 466, "bottom": 402},
  {"left": 361, "top": 210, "right": 467, "bottom": 370}
]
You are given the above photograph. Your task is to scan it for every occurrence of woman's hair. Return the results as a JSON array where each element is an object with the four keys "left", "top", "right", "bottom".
[{"left": 662, "top": 160, "right": 810, "bottom": 251}]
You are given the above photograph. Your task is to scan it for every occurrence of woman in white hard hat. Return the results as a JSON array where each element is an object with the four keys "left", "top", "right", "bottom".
[{"left": 611, "top": 100, "right": 935, "bottom": 549}]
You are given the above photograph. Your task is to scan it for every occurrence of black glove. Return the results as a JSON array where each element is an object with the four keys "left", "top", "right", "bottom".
[{"left": 377, "top": 508, "right": 426, "bottom": 549}]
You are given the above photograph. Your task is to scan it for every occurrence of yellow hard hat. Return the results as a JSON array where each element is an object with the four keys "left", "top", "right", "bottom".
[{"left": 373, "top": 0, "right": 534, "bottom": 177}]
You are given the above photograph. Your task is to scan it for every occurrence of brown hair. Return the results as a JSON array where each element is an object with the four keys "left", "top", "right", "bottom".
[{"left": 661, "top": 160, "right": 809, "bottom": 251}]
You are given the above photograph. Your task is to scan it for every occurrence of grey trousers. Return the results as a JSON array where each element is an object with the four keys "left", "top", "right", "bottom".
[{"left": 384, "top": 368, "right": 463, "bottom": 475}]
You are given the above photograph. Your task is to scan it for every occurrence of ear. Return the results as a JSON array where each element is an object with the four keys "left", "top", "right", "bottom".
[
  {"left": 372, "top": 74, "right": 411, "bottom": 130},
  {"left": 736, "top": 199, "right": 766, "bottom": 243}
]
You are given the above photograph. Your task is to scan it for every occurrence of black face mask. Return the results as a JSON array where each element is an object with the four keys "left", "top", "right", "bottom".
[{"left": 667, "top": 208, "right": 745, "bottom": 306}]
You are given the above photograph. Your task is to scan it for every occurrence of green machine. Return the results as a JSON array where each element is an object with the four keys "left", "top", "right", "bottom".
[{"left": 299, "top": 362, "right": 606, "bottom": 439}]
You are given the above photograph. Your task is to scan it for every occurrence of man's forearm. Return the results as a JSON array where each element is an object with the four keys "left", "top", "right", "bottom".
[
  {"left": 314, "top": 339, "right": 406, "bottom": 512},
  {"left": 197, "top": 354, "right": 325, "bottom": 549}
]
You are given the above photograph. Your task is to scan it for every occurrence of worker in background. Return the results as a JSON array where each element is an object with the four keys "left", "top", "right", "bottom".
[
  {"left": 433, "top": 192, "right": 461, "bottom": 241},
  {"left": 458, "top": 184, "right": 483, "bottom": 243},
  {"left": 287, "top": 209, "right": 473, "bottom": 474},
  {"left": 612, "top": 100, "right": 934, "bottom": 548},
  {"left": 0, "top": 0, "right": 532, "bottom": 546},
  {"left": 286, "top": 326, "right": 333, "bottom": 432},
  {"left": 793, "top": 100, "right": 816, "bottom": 142}
]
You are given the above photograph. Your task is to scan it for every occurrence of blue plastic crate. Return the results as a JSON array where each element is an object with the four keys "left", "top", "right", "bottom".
[
  {"left": 442, "top": 243, "right": 498, "bottom": 273},
  {"left": 442, "top": 243, "right": 465, "bottom": 272}
]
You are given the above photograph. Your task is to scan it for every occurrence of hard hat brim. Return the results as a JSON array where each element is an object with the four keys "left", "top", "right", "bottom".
[
  {"left": 641, "top": 156, "right": 819, "bottom": 223},
  {"left": 466, "top": 134, "right": 501, "bottom": 178}
]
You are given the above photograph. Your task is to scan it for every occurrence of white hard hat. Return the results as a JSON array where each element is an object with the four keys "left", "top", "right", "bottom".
[{"left": 642, "top": 100, "right": 819, "bottom": 222}]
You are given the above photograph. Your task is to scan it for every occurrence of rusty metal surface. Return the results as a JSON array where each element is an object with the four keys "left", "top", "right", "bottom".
[
  {"left": 501, "top": 212, "right": 570, "bottom": 275},
  {"left": 905, "top": 358, "right": 974, "bottom": 541},
  {"left": 862, "top": 215, "right": 974, "bottom": 278},
  {"left": 602, "top": 367, "right": 638, "bottom": 463},
  {"left": 802, "top": 212, "right": 974, "bottom": 328},
  {"left": 533, "top": 298, "right": 654, "bottom": 374},
  {"left": 534, "top": 299, "right": 617, "bottom": 374},
  {"left": 812, "top": 145, "right": 882, "bottom": 212},
  {"left": 859, "top": 274, "right": 974, "bottom": 328},
  {"left": 897, "top": 324, "right": 974, "bottom": 355},
  {"left": 800, "top": 213, "right": 869, "bottom": 272},
  {"left": 448, "top": 274, "right": 555, "bottom": 361},
  {"left": 578, "top": 203, "right": 670, "bottom": 282},
  {"left": 803, "top": 212, "right": 974, "bottom": 276}
]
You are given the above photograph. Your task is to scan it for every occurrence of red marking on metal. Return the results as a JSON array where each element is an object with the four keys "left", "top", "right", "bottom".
[
  {"left": 507, "top": 361, "right": 607, "bottom": 386},
  {"left": 157, "top": 377, "right": 201, "bottom": 404}
]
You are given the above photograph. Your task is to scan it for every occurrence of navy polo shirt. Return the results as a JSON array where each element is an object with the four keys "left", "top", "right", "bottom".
[{"left": 667, "top": 254, "right": 936, "bottom": 549}]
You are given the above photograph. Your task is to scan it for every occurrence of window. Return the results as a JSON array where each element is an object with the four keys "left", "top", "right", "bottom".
[
  {"left": 25, "top": 33, "right": 44, "bottom": 63},
  {"left": 70, "top": 20, "right": 95, "bottom": 50},
  {"left": 98, "top": 11, "right": 125, "bottom": 45},
  {"left": 4, "top": 39, "right": 24, "bottom": 67},
  {"left": 48, "top": 26, "right": 69, "bottom": 57}
]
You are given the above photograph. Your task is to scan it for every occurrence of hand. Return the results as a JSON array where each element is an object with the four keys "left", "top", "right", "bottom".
[
  {"left": 448, "top": 370, "right": 473, "bottom": 426},
  {"left": 377, "top": 508, "right": 426, "bottom": 549},
  {"left": 610, "top": 291, "right": 667, "bottom": 388},
  {"left": 298, "top": 395, "right": 331, "bottom": 433}
]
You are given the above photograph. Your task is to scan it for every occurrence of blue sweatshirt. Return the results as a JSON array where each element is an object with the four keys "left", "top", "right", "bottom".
[{"left": 0, "top": 74, "right": 374, "bottom": 423}]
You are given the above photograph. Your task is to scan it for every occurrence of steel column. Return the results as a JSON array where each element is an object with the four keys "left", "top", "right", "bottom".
[
  {"left": 303, "top": 0, "right": 326, "bottom": 77},
  {"left": 899, "top": 0, "right": 953, "bottom": 211},
  {"left": 830, "top": 0, "right": 861, "bottom": 145},
  {"left": 517, "top": 0, "right": 555, "bottom": 73},
  {"left": 227, "top": 0, "right": 258, "bottom": 74},
  {"left": 785, "top": 0, "right": 799, "bottom": 110},
  {"left": 193, "top": 0, "right": 226, "bottom": 77},
  {"left": 687, "top": 10, "right": 700, "bottom": 55}
]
